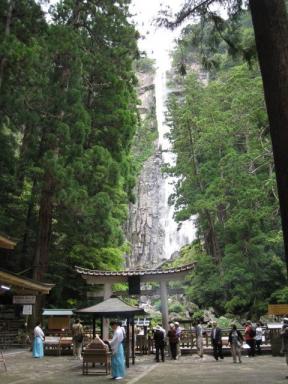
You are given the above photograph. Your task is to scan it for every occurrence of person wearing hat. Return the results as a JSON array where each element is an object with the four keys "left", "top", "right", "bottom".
[
  {"left": 153, "top": 325, "right": 165, "bottom": 362},
  {"left": 281, "top": 317, "right": 288, "bottom": 375}
]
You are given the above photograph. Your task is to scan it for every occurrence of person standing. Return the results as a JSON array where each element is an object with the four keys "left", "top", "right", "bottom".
[
  {"left": 175, "top": 322, "right": 182, "bottom": 359},
  {"left": 195, "top": 320, "right": 204, "bottom": 358},
  {"left": 72, "top": 318, "right": 84, "bottom": 360},
  {"left": 228, "top": 324, "right": 243, "bottom": 363},
  {"left": 244, "top": 320, "right": 255, "bottom": 357},
  {"left": 167, "top": 323, "right": 178, "bottom": 360},
  {"left": 211, "top": 321, "right": 224, "bottom": 361},
  {"left": 255, "top": 322, "right": 263, "bottom": 355},
  {"left": 153, "top": 325, "right": 165, "bottom": 362},
  {"left": 32, "top": 321, "right": 45, "bottom": 358},
  {"left": 281, "top": 317, "right": 288, "bottom": 377},
  {"left": 109, "top": 320, "right": 125, "bottom": 380}
]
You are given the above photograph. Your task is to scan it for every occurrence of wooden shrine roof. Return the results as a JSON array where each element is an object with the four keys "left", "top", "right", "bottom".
[
  {"left": 0, "top": 269, "right": 54, "bottom": 295},
  {"left": 0, "top": 235, "right": 16, "bottom": 250},
  {"left": 75, "top": 263, "right": 196, "bottom": 282},
  {"left": 75, "top": 262, "right": 196, "bottom": 279},
  {"left": 76, "top": 297, "right": 145, "bottom": 316}
]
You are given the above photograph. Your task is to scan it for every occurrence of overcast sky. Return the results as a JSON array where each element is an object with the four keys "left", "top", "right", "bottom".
[{"left": 130, "top": 0, "right": 186, "bottom": 63}]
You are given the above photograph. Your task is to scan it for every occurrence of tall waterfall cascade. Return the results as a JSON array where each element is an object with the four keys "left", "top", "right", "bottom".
[
  {"left": 126, "top": 38, "right": 196, "bottom": 269},
  {"left": 155, "top": 45, "right": 197, "bottom": 261}
]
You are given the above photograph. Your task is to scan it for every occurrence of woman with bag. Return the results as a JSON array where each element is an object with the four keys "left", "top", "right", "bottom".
[{"left": 228, "top": 324, "right": 243, "bottom": 363}]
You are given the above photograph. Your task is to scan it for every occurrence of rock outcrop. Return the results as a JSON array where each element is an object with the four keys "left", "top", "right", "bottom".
[{"left": 125, "top": 70, "right": 166, "bottom": 269}]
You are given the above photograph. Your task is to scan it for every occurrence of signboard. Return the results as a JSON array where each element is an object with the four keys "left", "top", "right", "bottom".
[
  {"left": 13, "top": 295, "right": 36, "bottom": 305},
  {"left": 23, "top": 305, "right": 33, "bottom": 315},
  {"left": 268, "top": 304, "right": 288, "bottom": 316}
]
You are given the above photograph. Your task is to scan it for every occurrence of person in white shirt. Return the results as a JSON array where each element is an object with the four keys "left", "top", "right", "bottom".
[
  {"left": 32, "top": 321, "right": 45, "bottom": 358},
  {"left": 255, "top": 322, "right": 263, "bottom": 355},
  {"left": 109, "top": 321, "right": 125, "bottom": 380}
]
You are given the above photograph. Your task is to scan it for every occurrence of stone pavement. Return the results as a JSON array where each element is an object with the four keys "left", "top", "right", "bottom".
[{"left": 1, "top": 350, "right": 288, "bottom": 384}]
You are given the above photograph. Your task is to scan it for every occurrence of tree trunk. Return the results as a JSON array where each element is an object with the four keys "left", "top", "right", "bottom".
[
  {"left": 249, "top": 0, "right": 288, "bottom": 274},
  {"left": 0, "top": 0, "right": 14, "bottom": 90},
  {"left": 20, "top": 179, "right": 37, "bottom": 271},
  {"left": 33, "top": 171, "right": 54, "bottom": 281}
]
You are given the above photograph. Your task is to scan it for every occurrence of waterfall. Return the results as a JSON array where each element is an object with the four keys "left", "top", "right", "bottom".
[
  {"left": 154, "top": 38, "right": 197, "bottom": 260},
  {"left": 126, "top": 0, "right": 197, "bottom": 267}
]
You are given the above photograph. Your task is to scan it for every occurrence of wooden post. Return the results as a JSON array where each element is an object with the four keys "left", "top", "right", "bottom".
[
  {"left": 103, "top": 283, "right": 112, "bottom": 339},
  {"left": 93, "top": 315, "right": 96, "bottom": 338},
  {"left": 126, "top": 317, "right": 130, "bottom": 368},
  {"left": 131, "top": 316, "right": 135, "bottom": 365},
  {"left": 160, "top": 280, "right": 169, "bottom": 331},
  {"left": 100, "top": 317, "right": 103, "bottom": 339}
]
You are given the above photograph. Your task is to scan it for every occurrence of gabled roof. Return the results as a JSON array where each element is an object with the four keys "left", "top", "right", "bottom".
[
  {"left": 0, "top": 235, "right": 16, "bottom": 250},
  {"left": 0, "top": 269, "right": 54, "bottom": 294},
  {"left": 76, "top": 297, "right": 145, "bottom": 317}
]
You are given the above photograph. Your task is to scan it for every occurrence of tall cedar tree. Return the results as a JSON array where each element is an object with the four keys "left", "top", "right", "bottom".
[
  {"left": 159, "top": 0, "right": 288, "bottom": 275},
  {"left": 0, "top": 0, "right": 139, "bottom": 308}
]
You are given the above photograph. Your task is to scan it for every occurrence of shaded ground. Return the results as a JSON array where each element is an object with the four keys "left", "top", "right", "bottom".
[{"left": 1, "top": 350, "right": 288, "bottom": 384}]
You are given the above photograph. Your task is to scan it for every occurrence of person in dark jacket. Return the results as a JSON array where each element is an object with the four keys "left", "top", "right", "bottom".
[
  {"left": 153, "top": 325, "right": 165, "bottom": 362},
  {"left": 228, "top": 324, "right": 243, "bottom": 363},
  {"left": 167, "top": 323, "right": 178, "bottom": 360},
  {"left": 211, "top": 321, "right": 224, "bottom": 361}
]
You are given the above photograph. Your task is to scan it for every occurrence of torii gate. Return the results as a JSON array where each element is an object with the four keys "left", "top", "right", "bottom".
[{"left": 75, "top": 263, "right": 196, "bottom": 332}]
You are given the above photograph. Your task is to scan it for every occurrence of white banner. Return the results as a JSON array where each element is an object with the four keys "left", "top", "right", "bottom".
[
  {"left": 13, "top": 295, "right": 36, "bottom": 304},
  {"left": 22, "top": 305, "right": 33, "bottom": 315}
]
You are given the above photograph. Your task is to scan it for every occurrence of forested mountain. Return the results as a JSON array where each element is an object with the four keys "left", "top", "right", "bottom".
[
  {"left": 0, "top": 0, "right": 139, "bottom": 307},
  {"left": 165, "top": 12, "right": 288, "bottom": 318}
]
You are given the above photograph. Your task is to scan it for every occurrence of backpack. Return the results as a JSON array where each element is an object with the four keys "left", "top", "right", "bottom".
[{"left": 75, "top": 334, "right": 83, "bottom": 343}]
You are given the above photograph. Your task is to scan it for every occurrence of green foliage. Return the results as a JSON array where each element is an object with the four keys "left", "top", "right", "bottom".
[
  {"left": 166, "top": 24, "right": 287, "bottom": 318},
  {"left": 172, "top": 10, "right": 257, "bottom": 78},
  {"left": 190, "top": 309, "right": 204, "bottom": 323},
  {"left": 0, "top": 0, "right": 139, "bottom": 307},
  {"left": 169, "top": 302, "right": 184, "bottom": 313},
  {"left": 270, "top": 287, "right": 288, "bottom": 304}
]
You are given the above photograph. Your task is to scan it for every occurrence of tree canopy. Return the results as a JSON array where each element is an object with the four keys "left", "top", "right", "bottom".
[
  {"left": 165, "top": 10, "right": 287, "bottom": 317},
  {"left": 0, "top": 0, "right": 139, "bottom": 307}
]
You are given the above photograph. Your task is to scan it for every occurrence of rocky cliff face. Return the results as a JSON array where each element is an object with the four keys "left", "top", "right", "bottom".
[
  {"left": 126, "top": 149, "right": 166, "bottom": 268},
  {"left": 125, "top": 71, "right": 166, "bottom": 269}
]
